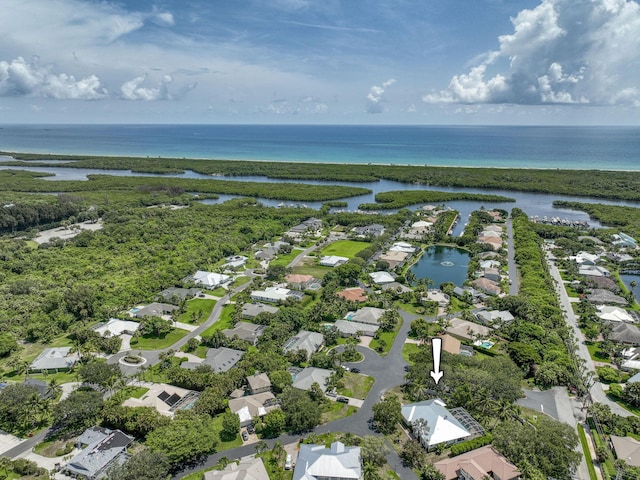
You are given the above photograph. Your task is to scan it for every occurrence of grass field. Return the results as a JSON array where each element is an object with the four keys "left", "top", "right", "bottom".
[
  {"left": 370, "top": 318, "right": 403, "bottom": 356},
  {"left": 122, "top": 386, "right": 149, "bottom": 399},
  {"left": 178, "top": 298, "right": 216, "bottom": 325},
  {"left": 211, "top": 413, "right": 243, "bottom": 452},
  {"left": 578, "top": 424, "right": 598, "bottom": 480},
  {"left": 321, "top": 401, "right": 358, "bottom": 423},
  {"left": 586, "top": 342, "right": 610, "bottom": 363},
  {"left": 319, "top": 240, "right": 371, "bottom": 259},
  {"left": 270, "top": 249, "right": 303, "bottom": 267},
  {"left": 402, "top": 343, "right": 421, "bottom": 364},
  {"left": 129, "top": 328, "right": 189, "bottom": 350},
  {"left": 200, "top": 305, "right": 235, "bottom": 337},
  {"left": 337, "top": 372, "right": 374, "bottom": 399}
]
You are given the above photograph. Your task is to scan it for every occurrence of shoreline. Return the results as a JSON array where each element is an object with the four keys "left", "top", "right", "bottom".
[{"left": 2, "top": 151, "right": 640, "bottom": 173}]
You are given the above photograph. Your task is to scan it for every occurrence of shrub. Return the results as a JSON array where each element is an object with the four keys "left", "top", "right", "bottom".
[{"left": 449, "top": 434, "right": 493, "bottom": 456}]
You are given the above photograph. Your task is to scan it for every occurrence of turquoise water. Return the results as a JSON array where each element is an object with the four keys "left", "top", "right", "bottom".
[
  {"left": 1, "top": 124, "right": 639, "bottom": 170},
  {"left": 409, "top": 245, "right": 471, "bottom": 287}
]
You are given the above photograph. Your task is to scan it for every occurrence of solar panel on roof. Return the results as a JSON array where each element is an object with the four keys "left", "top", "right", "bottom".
[
  {"left": 157, "top": 391, "right": 170, "bottom": 402},
  {"left": 166, "top": 393, "right": 181, "bottom": 406}
]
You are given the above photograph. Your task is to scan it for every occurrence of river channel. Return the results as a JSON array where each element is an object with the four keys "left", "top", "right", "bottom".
[{"left": 3, "top": 163, "right": 640, "bottom": 236}]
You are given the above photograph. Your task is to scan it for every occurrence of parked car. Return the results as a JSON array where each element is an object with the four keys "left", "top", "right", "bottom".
[
  {"left": 350, "top": 367, "right": 360, "bottom": 374},
  {"left": 337, "top": 396, "right": 349, "bottom": 403},
  {"left": 247, "top": 424, "right": 255, "bottom": 434},
  {"left": 285, "top": 454, "right": 293, "bottom": 470},
  {"left": 242, "top": 430, "right": 249, "bottom": 441}
]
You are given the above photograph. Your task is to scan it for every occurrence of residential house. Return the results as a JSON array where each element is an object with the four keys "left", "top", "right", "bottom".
[
  {"left": 157, "top": 287, "right": 201, "bottom": 304},
  {"left": 23, "top": 378, "right": 51, "bottom": 399},
  {"left": 351, "top": 224, "right": 385, "bottom": 238},
  {"left": 478, "top": 236, "right": 502, "bottom": 250},
  {"left": 484, "top": 224, "right": 503, "bottom": 233},
  {"left": 229, "top": 392, "right": 279, "bottom": 426},
  {"left": 611, "top": 436, "right": 640, "bottom": 467},
  {"left": 181, "top": 347, "right": 245, "bottom": 372},
  {"left": 293, "top": 441, "right": 361, "bottom": 480},
  {"left": 222, "top": 255, "right": 248, "bottom": 269},
  {"left": 389, "top": 241, "right": 417, "bottom": 254},
  {"left": 379, "top": 250, "right": 409, "bottom": 269},
  {"left": 446, "top": 318, "right": 493, "bottom": 342},
  {"left": 402, "top": 399, "right": 482, "bottom": 450},
  {"left": 425, "top": 290, "right": 450, "bottom": 307},
  {"left": 345, "top": 307, "right": 386, "bottom": 326},
  {"left": 192, "top": 270, "right": 230, "bottom": 288},
  {"left": 607, "top": 322, "right": 640, "bottom": 345},
  {"left": 452, "top": 286, "right": 481, "bottom": 302},
  {"left": 482, "top": 267, "right": 501, "bottom": 282},
  {"left": 251, "top": 287, "right": 297, "bottom": 304},
  {"left": 381, "top": 282, "right": 413, "bottom": 293},
  {"left": 334, "top": 319, "right": 379, "bottom": 337},
  {"left": 474, "top": 310, "right": 515, "bottom": 326},
  {"left": 479, "top": 259, "right": 501, "bottom": 270},
  {"left": 288, "top": 218, "right": 323, "bottom": 236},
  {"left": 579, "top": 265, "right": 611, "bottom": 278},
  {"left": 133, "top": 302, "right": 178, "bottom": 319},
  {"left": 320, "top": 255, "right": 349, "bottom": 267},
  {"left": 122, "top": 383, "right": 200, "bottom": 417},
  {"left": 222, "top": 322, "right": 266, "bottom": 345},
  {"left": 64, "top": 427, "right": 133, "bottom": 480},
  {"left": 336, "top": 287, "right": 367, "bottom": 303},
  {"left": 30, "top": 347, "right": 79, "bottom": 372},
  {"left": 241, "top": 303, "right": 279, "bottom": 320},
  {"left": 291, "top": 367, "right": 332, "bottom": 391},
  {"left": 612, "top": 233, "right": 638, "bottom": 249},
  {"left": 434, "top": 445, "right": 521, "bottom": 480},
  {"left": 471, "top": 278, "right": 501, "bottom": 296},
  {"left": 440, "top": 334, "right": 462, "bottom": 355},
  {"left": 597, "top": 306, "right": 635, "bottom": 323},
  {"left": 283, "top": 330, "right": 324, "bottom": 359},
  {"left": 285, "top": 274, "right": 318, "bottom": 290},
  {"left": 480, "top": 230, "right": 502, "bottom": 238},
  {"left": 203, "top": 455, "right": 270, "bottom": 480},
  {"left": 247, "top": 373, "right": 272, "bottom": 395},
  {"left": 369, "top": 271, "right": 396, "bottom": 284},
  {"left": 627, "top": 372, "right": 640, "bottom": 384},
  {"left": 587, "top": 289, "right": 628, "bottom": 305},
  {"left": 574, "top": 251, "right": 600, "bottom": 265},
  {"left": 487, "top": 211, "right": 503, "bottom": 221},
  {"left": 93, "top": 318, "right": 140, "bottom": 337}
]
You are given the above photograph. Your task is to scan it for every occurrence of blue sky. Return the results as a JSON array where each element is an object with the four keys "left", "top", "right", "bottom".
[{"left": 1, "top": 0, "right": 639, "bottom": 124}]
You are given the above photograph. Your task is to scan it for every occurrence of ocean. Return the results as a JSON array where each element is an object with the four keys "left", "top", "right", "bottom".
[{"left": 0, "top": 124, "right": 639, "bottom": 170}]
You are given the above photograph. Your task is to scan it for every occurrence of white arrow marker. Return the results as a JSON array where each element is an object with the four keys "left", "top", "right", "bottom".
[{"left": 430, "top": 337, "right": 444, "bottom": 384}]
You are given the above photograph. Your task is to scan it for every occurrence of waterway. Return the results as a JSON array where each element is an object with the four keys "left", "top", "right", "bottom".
[
  {"left": 409, "top": 245, "right": 471, "bottom": 287},
  {"left": 2, "top": 163, "right": 639, "bottom": 236}
]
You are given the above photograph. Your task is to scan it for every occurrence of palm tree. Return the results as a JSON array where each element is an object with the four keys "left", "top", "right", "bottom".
[
  {"left": 363, "top": 462, "right": 381, "bottom": 480},
  {"left": 46, "top": 378, "right": 62, "bottom": 399}
]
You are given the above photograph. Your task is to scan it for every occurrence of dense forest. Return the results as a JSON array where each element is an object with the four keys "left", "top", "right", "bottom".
[
  {"left": 356, "top": 190, "right": 514, "bottom": 210},
  {"left": 4, "top": 152, "right": 640, "bottom": 200}
]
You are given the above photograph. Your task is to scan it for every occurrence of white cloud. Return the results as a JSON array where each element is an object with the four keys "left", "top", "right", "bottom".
[
  {"left": 0, "top": 56, "right": 107, "bottom": 99},
  {"left": 120, "top": 74, "right": 195, "bottom": 101},
  {"left": 152, "top": 11, "right": 175, "bottom": 27},
  {"left": 366, "top": 78, "right": 396, "bottom": 113},
  {"left": 425, "top": 0, "right": 640, "bottom": 106}
]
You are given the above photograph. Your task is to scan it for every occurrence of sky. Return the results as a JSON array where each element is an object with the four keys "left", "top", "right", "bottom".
[{"left": 1, "top": 0, "right": 640, "bottom": 125}]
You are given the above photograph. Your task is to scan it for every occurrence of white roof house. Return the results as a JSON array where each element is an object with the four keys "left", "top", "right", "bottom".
[
  {"left": 320, "top": 256, "right": 349, "bottom": 267},
  {"left": 293, "top": 442, "right": 361, "bottom": 480},
  {"left": 192, "top": 270, "right": 230, "bottom": 288},
  {"left": 30, "top": 347, "right": 80, "bottom": 371},
  {"left": 402, "top": 399, "right": 471, "bottom": 449},
  {"left": 597, "top": 306, "right": 635, "bottom": 323},
  {"left": 575, "top": 251, "right": 600, "bottom": 265},
  {"left": 579, "top": 265, "right": 610, "bottom": 277},
  {"left": 390, "top": 242, "right": 417, "bottom": 253},
  {"left": 229, "top": 392, "right": 278, "bottom": 426},
  {"left": 251, "top": 287, "right": 292, "bottom": 303},
  {"left": 369, "top": 271, "right": 396, "bottom": 284},
  {"left": 94, "top": 318, "right": 140, "bottom": 337}
]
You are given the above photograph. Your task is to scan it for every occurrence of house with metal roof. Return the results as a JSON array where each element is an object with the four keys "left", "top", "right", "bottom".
[
  {"left": 192, "top": 270, "right": 231, "bottom": 288},
  {"left": 93, "top": 318, "right": 140, "bottom": 337},
  {"left": 597, "top": 306, "right": 635, "bottom": 323},
  {"left": 64, "top": 427, "right": 133, "bottom": 479},
  {"left": 402, "top": 399, "right": 481, "bottom": 450},
  {"left": 132, "top": 302, "right": 179, "bottom": 319},
  {"left": 320, "top": 255, "right": 349, "bottom": 267},
  {"left": 293, "top": 441, "right": 361, "bottom": 480},
  {"left": 369, "top": 271, "right": 396, "bottom": 284},
  {"left": 229, "top": 392, "right": 279, "bottom": 426}
]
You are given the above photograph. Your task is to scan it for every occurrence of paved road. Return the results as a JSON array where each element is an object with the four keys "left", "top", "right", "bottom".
[
  {"left": 506, "top": 216, "right": 519, "bottom": 295},
  {"left": 175, "top": 309, "right": 420, "bottom": 480},
  {"left": 546, "top": 251, "right": 632, "bottom": 417}
]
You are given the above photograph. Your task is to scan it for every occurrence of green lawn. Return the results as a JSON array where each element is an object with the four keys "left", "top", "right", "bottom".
[
  {"left": 586, "top": 342, "right": 610, "bottom": 363},
  {"left": 402, "top": 343, "right": 421, "bottom": 364},
  {"left": 178, "top": 298, "right": 216, "bottom": 325},
  {"left": 200, "top": 305, "right": 235, "bottom": 337},
  {"left": 121, "top": 386, "right": 149, "bottom": 399},
  {"left": 270, "top": 249, "right": 303, "bottom": 267},
  {"left": 291, "top": 264, "right": 332, "bottom": 278},
  {"left": 34, "top": 438, "right": 75, "bottom": 458},
  {"left": 578, "top": 424, "right": 598, "bottom": 480},
  {"left": 369, "top": 318, "right": 404, "bottom": 356},
  {"left": 337, "top": 372, "right": 374, "bottom": 400},
  {"left": 320, "top": 240, "right": 371, "bottom": 259},
  {"left": 231, "top": 275, "right": 251, "bottom": 287},
  {"left": 207, "top": 287, "right": 228, "bottom": 297},
  {"left": 211, "top": 412, "right": 243, "bottom": 451},
  {"left": 129, "top": 328, "right": 189, "bottom": 350},
  {"left": 321, "top": 401, "right": 358, "bottom": 423}
]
